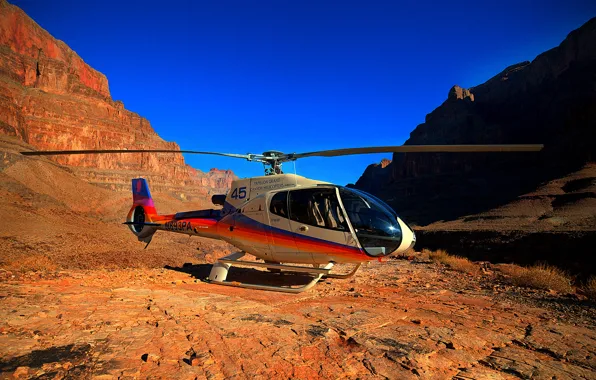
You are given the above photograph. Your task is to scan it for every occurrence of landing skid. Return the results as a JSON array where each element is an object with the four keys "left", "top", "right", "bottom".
[{"left": 207, "top": 252, "right": 361, "bottom": 293}]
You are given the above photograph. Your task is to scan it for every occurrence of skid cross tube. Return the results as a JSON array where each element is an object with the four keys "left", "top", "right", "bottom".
[
  {"left": 207, "top": 252, "right": 336, "bottom": 293},
  {"left": 217, "top": 259, "right": 332, "bottom": 274},
  {"left": 324, "top": 263, "right": 361, "bottom": 279}
]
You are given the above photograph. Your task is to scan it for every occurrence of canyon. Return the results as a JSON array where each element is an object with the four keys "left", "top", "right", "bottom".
[
  {"left": 0, "top": 2, "right": 594, "bottom": 379},
  {"left": 354, "top": 17, "right": 596, "bottom": 276},
  {"left": 355, "top": 16, "right": 595, "bottom": 225},
  {"left": 0, "top": 0, "right": 234, "bottom": 200}
]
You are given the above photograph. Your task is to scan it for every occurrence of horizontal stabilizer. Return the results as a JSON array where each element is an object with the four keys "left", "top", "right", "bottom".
[{"left": 122, "top": 221, "right": 161, "bottom": 227}]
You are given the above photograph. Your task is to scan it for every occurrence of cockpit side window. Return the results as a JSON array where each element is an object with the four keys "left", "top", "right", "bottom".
[
  {"left": 288, "top": 188, "right": 348, "bottom": 231},
  {"left": 270, "top": 191, "right": 289, "bottom": 218}
]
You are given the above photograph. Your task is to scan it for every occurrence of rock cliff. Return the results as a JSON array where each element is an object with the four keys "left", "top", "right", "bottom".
[
  {"left": 355, "top": 17, "right": 596, "bottom": 226},
  {"left": 0, "top": 0, "right": 235, "bottom": 198}
]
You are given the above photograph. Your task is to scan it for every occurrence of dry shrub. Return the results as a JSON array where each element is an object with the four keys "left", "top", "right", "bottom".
[
  {"left": 427, "top": 248, "right": 447, "bottom": 262},
  {"left": 583, "top": 277, "right": 596, "bottom": 300},
  {"left": 428, "top": 249, "right": 479, "bottom": 275},
  {"left": 500, "top": 264, "right": 572, "bottom": 293},
  {"left": 445, "top": 256, "right": 480, "bottom": 275},
  {"left": 498, "top": 264, "right": 526, "bottom": 278},
  {"left": 6, "top": 254, "right": 57, "bottom": 272}
]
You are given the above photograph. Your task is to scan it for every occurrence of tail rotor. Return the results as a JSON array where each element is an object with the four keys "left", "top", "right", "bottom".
[{"left": 126, "top": 178, "right": 159, "bottom": 246}]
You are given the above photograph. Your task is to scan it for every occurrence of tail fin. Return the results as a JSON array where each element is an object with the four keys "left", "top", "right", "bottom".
[
  {"left": 132, "top": 178, "right": 156, "bottom": 211},
  {"left": 127, "top": 178, "right": 158, "bottom": 244}
]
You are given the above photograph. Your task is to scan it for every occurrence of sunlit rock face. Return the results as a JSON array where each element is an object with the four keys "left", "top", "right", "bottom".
[{"left": 0, "top": 0, "right": 235, "bottom": 198}]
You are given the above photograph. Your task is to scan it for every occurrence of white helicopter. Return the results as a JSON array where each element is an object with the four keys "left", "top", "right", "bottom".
[{"left": 22, "top": 144, "right": 543, "bottom": 293}]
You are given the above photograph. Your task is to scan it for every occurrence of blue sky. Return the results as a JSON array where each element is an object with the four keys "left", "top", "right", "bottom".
[{"left": 13, "top": 0, "right": 596, "bottom": 185}]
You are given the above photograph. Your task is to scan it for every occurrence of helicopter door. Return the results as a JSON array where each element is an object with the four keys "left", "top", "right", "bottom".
[
  {"left": 287, "top": 188, "right": 358, "bottom": 264},
  {"left": 267, "top": 191, "right": 299, "bottom": 262},
  {"left": 239, "top": 196, "right": 274, "bottom": 260}
]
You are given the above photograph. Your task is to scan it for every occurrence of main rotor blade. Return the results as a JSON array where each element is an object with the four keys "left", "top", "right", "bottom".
[
  {"left": 20, "top": 149, "right": 252, "bottom": 160},
  {"left": 289, "top": 144, "right": 544, "bottom": 159}
]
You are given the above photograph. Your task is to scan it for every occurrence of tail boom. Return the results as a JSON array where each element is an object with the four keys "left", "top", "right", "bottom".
[{"left": 126, "top": 178, "right": 224, "bottom": 243}]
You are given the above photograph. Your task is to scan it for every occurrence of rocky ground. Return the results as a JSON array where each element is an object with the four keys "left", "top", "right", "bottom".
[
  {"left": 0, "top": 136, "right": 233, "bottom": 272},
  {"left": 407, "top": 164, "right": 596, "bottom": 279},
  {"left": 0, "top": 257, "right": 594, "bottom": 379}
]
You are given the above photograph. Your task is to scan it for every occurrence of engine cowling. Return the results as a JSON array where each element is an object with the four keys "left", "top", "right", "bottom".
[{"left": 212, "top": 194, "right": 226, "bottom": 206}]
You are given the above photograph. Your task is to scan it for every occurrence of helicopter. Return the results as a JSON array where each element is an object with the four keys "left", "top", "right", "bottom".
[{"left": 22, "top": 144, "right": 543, "bottom": 293}]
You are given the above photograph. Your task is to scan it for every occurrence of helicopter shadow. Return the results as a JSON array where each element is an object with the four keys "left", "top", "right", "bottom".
[{"left": 165, "top": 263, "right": 318, "bottom": 288}]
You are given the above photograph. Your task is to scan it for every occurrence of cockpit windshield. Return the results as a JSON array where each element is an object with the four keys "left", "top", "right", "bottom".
[{"left": 338, "top": 187, "right": 402, "bottom": 256}]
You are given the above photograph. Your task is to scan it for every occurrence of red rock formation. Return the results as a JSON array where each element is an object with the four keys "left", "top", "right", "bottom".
[{"left": 0, "top": 0, "right": 235, "bottom": 197}]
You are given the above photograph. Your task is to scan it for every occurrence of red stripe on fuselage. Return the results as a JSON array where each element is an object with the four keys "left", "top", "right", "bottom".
[
  {"left": 147, "top": 212, "right": 370, "bottom": 262},
  {"left": 233, "top": 216, "right": 368, "bottom": 262}
]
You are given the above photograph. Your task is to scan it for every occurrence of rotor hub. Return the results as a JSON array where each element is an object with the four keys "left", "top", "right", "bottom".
[{"left": 260, "top": 151, "right": 286, "bottom": 175}]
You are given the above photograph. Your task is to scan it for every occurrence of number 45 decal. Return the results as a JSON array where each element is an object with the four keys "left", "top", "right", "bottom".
[{"left": 231, "top": 187, "right": 247, "bottom": 199}]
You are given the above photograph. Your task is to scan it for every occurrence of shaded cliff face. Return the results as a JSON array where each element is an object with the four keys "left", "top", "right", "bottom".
[
  {"left": 353, "top": 158, "right": 391, "bottom": 194},
  {"left": 355, "top": 17, "right": 596, "bottom": 227},
  {"left": 0, "top": 0, "right": 235, "bottom": 198}
]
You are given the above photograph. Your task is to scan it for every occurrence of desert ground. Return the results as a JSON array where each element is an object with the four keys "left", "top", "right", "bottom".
[
  {"left": 1, "top": 136, "right": 596, "bottom": 379},
  {"left": 1, "top": 255, "right": 595, "bottom": 379}
]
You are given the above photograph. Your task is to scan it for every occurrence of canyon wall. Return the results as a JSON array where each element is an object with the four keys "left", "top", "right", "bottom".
[
  {"left": 0, "top": 0, "right": 234, "bottom": 200},
  {"left": 355, "top": 17, "right": 596, "bottom": 226}
]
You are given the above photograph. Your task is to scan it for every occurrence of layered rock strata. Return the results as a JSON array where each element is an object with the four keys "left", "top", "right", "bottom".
[{"left": 0, "top": 0, "right": 234, "bottom": 198}]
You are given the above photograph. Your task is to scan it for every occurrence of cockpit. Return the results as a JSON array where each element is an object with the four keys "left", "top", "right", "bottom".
[
  {"left": 338, "top": 187, "right": 405, "bottom": 256},
  {"left": 269, "top": 186, "right": 415, "bottom": 257}
]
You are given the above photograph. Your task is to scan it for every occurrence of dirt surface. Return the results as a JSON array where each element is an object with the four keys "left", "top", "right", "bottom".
[
  {"left": 1, "top": 133, "right": 595, "bottom": 379},
  {"left": 1, "top": 258, "right": 594, "bottom": 379},
  {"left": 0, "top": 136, "right": 233, "bottom": 272},
  {"left": 418, "top": 164, "right": 596, "bottom": 234}
]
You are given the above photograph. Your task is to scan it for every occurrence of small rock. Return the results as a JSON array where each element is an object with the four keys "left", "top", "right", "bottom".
[
  {"left": 42, "top": 363, "right": 56, "bottom": 371},
  {"left": 62, "top": 362, "right": 73, "bottom": 370},
  {"left": 191, "top": 357, "right": 200, "bottom": 366},
  {"left": 13, "top": 366, "right": 29, "bottom": 378},
  {"left": 411, "top": 319, "right": 421, "bottom": 325},
  {"left": 186, "top": 347, "right": 197, "bottom": 358}
]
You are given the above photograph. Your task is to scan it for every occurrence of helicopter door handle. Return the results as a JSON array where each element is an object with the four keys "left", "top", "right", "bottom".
[{"left": 299, "top": 225, "right": 309, "bottom": 232}]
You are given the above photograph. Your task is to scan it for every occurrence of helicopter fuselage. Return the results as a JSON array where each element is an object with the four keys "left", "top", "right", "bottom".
[{"left": 127, "top": 174, "right": 416, "bottom": 265}]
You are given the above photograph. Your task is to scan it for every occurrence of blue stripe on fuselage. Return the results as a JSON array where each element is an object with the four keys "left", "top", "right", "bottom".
[{"left": 234, "top": 213, "right": 362, "bottom": 254}]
